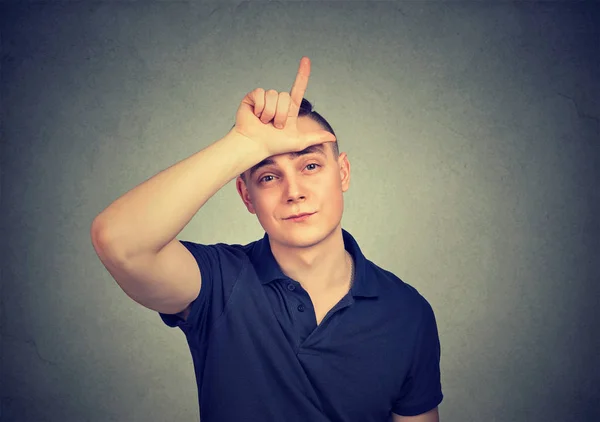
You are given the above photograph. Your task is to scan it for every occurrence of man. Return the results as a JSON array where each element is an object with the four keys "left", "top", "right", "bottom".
[{"left": 91, "top": 56, "right": 443, "bottom": 421}]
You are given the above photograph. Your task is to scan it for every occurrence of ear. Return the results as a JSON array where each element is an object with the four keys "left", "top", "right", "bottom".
[
  {"left": 236, "top": 176, "right": 257, "bottom": 214},
  {"left": 337, "top": 152, "right": 351, "bottom": 193}
]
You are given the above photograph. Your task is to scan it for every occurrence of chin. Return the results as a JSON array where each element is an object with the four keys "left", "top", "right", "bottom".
[
  {"left": 268, "top": 220, "right": 340, "bottom": 249},
  {"left": 284, "top": 231, "right": 324, "bottom": 249}
]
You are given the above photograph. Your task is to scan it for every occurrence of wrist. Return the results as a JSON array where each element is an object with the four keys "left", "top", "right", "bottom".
[{"left": 220, "top": 128, "right": 269, "bottom": 175}]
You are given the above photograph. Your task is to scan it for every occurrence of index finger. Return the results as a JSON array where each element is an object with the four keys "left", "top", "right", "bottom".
[{"left": 288, "top": 56, "right": 311, "bottom": 118}]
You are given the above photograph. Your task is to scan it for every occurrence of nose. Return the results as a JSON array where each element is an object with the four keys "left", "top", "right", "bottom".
[{"left": 285, "top": 175, "right": 306, "bottom": 203}]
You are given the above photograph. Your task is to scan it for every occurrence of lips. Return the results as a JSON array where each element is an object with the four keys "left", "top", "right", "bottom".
[{"left": 285, "top": 212, "right": 315, "bottom": 220}]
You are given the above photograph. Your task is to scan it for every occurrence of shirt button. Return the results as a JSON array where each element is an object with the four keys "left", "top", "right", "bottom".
[
  {"left": 297, "top": 304, "right": 305, "bottom": 312},
  {"left": 287, "top": 283, "right": 296, "bottom": 291}
]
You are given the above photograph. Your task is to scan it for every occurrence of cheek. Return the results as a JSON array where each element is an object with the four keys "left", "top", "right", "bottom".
[
  {"left": 252, "top": 193, "right": 278, "bottom": 215},
  {"left": 319, "top": 181, "right": 344, "bottom": 211},
  {"left": 330, "top": 189, "right": 345, "bottom": 211},
  {"left": 321, "top": 175, "right": 343, "bottom": 196}
]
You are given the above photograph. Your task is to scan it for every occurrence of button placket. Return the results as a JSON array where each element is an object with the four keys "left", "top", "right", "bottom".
[{"left": 286, "top": 282, "right": 306, "bottom": 313}]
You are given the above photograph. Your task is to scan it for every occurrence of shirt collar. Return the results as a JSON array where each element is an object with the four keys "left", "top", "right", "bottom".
[{"left": 250, "top": 228, "right": 379, "bottom": 298}]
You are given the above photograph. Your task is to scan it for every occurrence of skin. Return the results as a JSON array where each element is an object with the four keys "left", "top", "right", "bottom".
[
  {"left": 235, "top": 115, "right": 353, "bottom": 294},
  {"left": 393, "top": 407, "right": 439, "bottom": 422}
]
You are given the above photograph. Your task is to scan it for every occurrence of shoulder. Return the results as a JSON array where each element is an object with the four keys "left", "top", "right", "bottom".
[
  {"left": 180, "top": 236, "right": 260, "bottom": 257},
  {"left": 367, "top": 260, "right": 428, "bottom": 300},
  {"left": 366, "top": 260, "right": 435, "bottom": 318},
  {"left": 178, "top": 238, "right": 257, "bottom": 273}
]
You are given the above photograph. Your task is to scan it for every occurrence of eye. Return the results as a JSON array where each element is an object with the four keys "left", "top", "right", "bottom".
[
  {"left": 258, "top": 163, "right": 320, "bottom": 185},
  {"left": 259, "top": 175, "right": 275, "bottom": 184}
]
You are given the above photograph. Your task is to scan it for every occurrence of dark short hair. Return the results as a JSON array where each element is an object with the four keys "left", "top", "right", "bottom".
[{"left": 239, "top": 98, "right": 338, "bottom": 183}]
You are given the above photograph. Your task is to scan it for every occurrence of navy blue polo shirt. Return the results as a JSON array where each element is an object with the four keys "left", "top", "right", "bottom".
[{"left": 159, "top": 228, "right": 443, "bottom": 422}]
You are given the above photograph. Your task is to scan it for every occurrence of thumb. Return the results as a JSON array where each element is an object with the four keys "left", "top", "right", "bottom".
[{"left": 302, "top": 130, "right": 337, "bottom": 147}]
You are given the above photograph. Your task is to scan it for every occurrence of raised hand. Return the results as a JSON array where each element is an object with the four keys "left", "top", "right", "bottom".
[{"left": 233, "top": 57, "right": 336, "bottom": 157}]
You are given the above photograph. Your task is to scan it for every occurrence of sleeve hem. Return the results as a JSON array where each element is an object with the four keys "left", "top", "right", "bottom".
[
  {"left": 158, "top": 241, "right": 209, "bottom": 330},
  {"left": 392, "top": 393, "right": 443, "bottom": 417}
]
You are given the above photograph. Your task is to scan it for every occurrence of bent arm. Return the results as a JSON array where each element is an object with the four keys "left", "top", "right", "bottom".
[
  {"left": 90, "top": 129, "right": 265, "bottom": 314},
  {"left": 91, "top": 129, "right": 264, "bottom": 261}
]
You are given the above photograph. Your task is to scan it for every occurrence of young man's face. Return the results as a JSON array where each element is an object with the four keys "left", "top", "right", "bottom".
[{"left": 236, "top": 116, "right": 351, "bottom": 249}]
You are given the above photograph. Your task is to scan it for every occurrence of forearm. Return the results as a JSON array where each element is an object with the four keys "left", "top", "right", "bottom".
[{"left": 91, "top": 129, "right": 264, "bottom": 259}]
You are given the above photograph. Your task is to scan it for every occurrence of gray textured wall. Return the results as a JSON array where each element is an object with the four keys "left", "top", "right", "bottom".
[{"left": 1, "top": 2, "right": 599, "bottom": 421}]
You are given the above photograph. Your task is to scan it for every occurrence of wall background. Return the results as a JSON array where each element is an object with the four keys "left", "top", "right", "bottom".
[{"left": 1, "top": 1, "right": 598, "bottom": 421}]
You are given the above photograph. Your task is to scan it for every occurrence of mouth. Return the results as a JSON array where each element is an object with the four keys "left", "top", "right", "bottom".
[{"left": 285, "top": 212, "right": 316, "bottom": 222}]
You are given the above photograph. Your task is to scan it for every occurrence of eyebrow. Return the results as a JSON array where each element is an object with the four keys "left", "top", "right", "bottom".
[{"left": 247, "top": 144, "right": 328, "bottom": 180}]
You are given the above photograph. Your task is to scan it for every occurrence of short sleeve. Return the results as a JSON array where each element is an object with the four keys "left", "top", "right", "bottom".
[
  {"left": 392, "top": 298, "right": 443, "bottom": 416},
  {"left": 158, "top": 240, "right": 245, "bottom": 336}
]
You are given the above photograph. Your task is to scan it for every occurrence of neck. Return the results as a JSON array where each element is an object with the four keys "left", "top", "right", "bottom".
[{"left": 269, "top": 226, "right": 353, "bottom": 294}]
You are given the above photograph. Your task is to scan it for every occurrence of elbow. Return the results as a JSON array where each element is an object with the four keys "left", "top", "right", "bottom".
[{"left": 90, "top": 217, "right": 122, "bottom": 259}]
